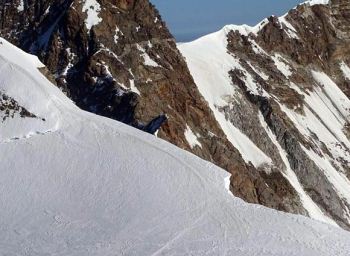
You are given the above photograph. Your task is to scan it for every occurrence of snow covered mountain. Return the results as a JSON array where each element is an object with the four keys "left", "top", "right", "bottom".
[
  {"left": 2, "top": 0, "right": 350, "bottom": 234},
  {"left": 1, "top": 0, "right": 295, "bottom": 218},
  {"left": 179, "top": 0, "right": 350, "bottom": 229},
  {"left": 1, "top": 36, "right": 350, "bottom": 256}
]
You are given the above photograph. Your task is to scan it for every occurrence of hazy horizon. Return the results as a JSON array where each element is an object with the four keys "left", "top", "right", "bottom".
[{"left": 150, "top": 0, "right": 306, "bottom": 42}]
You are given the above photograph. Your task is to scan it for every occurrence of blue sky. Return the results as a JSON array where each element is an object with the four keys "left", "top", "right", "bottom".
[{"left": 150, "top": 0, "right": 305, "bottom": 42}]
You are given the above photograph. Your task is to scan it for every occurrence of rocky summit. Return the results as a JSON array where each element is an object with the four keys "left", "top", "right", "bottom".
[{"left": 1, "top": 0, "right": 350, "bottom": 229}]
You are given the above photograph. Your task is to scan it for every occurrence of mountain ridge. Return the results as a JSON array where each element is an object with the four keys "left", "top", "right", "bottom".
[{"left": 179, "top": 0, "right": 350, "bottom": 229}]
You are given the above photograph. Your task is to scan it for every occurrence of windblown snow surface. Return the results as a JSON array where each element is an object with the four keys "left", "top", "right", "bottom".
[{"left": 1, "top": 38, "right": 350, "bottom": 255}]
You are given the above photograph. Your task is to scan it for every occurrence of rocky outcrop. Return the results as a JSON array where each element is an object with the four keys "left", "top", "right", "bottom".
[{"left": 0, "top": 93, "right": 39, "bottom": 122}]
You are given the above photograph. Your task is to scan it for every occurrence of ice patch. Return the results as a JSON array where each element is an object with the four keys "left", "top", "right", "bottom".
[
  {"left": 44, "top": 6, "right": 51, "bottom": 15},
  {"left": 272, "top": 54, "right": 293, "bottom": 78},
  {"left": 17, "top": 0, "right": 24, "bottom": 12},
  {"left": 114, "top": 26, "right": 123, "bottom": 43},
  {"left": 184, "top": 125, "right": 202, "bottom": 149},
  {"left": 129, "top": 79, "right": 140, "bottom": 95},
  {"left": 340, "top": 61, "right": 350, "bottom": 81},
  {"left": 136, "top": 44, "right": 159, "bottom": 67},
  {"left": 60, "top": 48, "right": 76, "bottom": 77},
  {"left": 82, "top": 0, "right": 102, "bottom": 30}
]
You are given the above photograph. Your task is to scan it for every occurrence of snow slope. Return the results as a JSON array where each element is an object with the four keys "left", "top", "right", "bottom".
[
  {"left": 1, "top": 38, "right": 350, "bottom": 255},
  {"left": 177, "top": 27, "right": 273, "bottom": 169}
]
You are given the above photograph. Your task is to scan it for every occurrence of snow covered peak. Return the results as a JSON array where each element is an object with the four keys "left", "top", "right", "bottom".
[
  {"left": 304, "top": 0, "right": 330, "bottom": 6},
  {"left": 222, "top": 18, "right": 269, "bottom": 37},
  {"left": 1, "top": 38, "right": 350, "bottom": 255},
  {"left": 205, "top": 0, "right": 330, "bottom": 42}
]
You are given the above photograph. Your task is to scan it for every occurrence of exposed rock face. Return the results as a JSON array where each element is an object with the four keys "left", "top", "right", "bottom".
[
  {"left": 1, "top": 0, "right": 170, "bottom": 133},
  {"left": 116, "top": 0, "right": 136, "bottom": 10},
  {"left": 0, "top": 93, "right": 38, "bottom": 122},
  {"left": 1, "top": 0, "right": 350, "bottom": 230},
  {"left": 179, "top": 0, "right": 350, "bottom": 229}
]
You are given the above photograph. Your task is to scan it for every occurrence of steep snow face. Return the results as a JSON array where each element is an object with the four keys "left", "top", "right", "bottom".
[
  {"left": 178, "top": 28, "right": 273, "bottom": 169},
  {"left": 1, "top": 38, "right": 350, "bottom": 255},
  {"left": 179, "top": 1, "right": 350, "bottom": 229}
]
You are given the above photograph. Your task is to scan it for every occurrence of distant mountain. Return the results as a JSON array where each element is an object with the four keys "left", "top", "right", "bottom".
[
  {"left": 1, "top": 35, "right": 350, "bottom": 256},
  {"left": 179, "top": 0, "right": 350, "bottom": 229},
  {"left": 1, "top": 0, "right": 350, "bottom": 230}
]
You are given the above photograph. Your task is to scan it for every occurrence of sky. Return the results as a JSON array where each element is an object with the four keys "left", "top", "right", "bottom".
[{"left": 150, "top": 0, "right": 306, "bottom": 42}]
